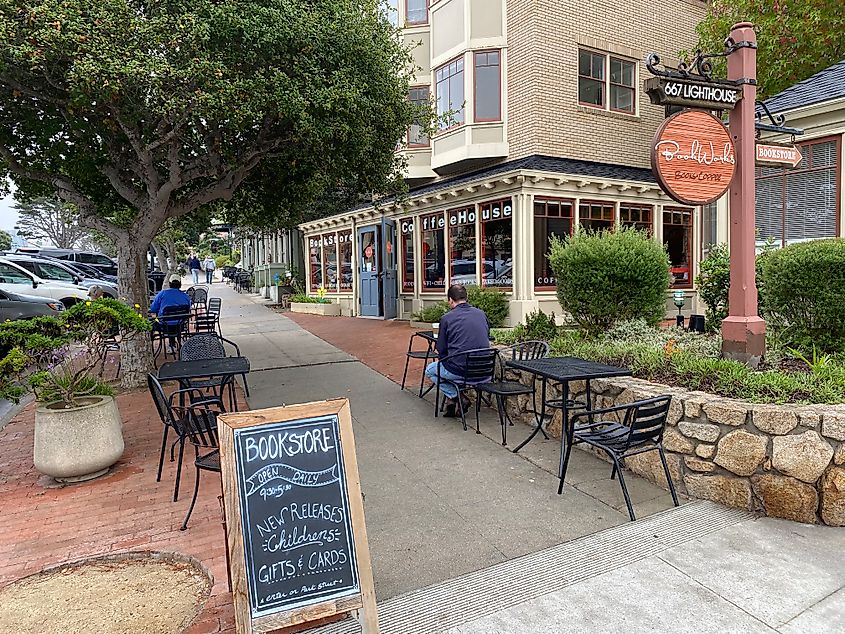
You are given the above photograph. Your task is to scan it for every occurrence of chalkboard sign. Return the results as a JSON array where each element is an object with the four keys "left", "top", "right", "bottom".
[{"left": 218, "top": 399, "right": 378, "bottom": 634}]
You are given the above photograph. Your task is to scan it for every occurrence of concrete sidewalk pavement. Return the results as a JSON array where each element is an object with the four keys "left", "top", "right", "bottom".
[{"left": 219, "top": 284, "right": 845, "bottom": 633}]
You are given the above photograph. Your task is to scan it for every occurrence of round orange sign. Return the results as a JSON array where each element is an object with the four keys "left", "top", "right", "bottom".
[{"left": 651, "top": 109, "right": 736, "bottom": 206}]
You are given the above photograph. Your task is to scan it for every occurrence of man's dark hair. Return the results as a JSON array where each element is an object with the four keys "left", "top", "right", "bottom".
[
  {"left": 169, "top": 279, "right": 182, "bottom": 289},
  {"left": 448, "top": 284, "right": 468, "bottom": 302}
]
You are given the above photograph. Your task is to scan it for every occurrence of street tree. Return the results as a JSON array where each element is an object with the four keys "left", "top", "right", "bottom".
[
  {"left": 694, "top": 0, "right": 845, "bottom": 98},
  {"left": 13, "top": 197, "right": 88, "bottom": 249},
  {"left": 0, "top": 228, "right": 10, "bottom": 251},
  {"left": 0, "top": 1, "right": 417, "bottom": 386}
]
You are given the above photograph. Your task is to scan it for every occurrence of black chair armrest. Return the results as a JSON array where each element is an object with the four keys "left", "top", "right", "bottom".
[{"left": 570, "top": 396, "right": 670, "bottom": 424}]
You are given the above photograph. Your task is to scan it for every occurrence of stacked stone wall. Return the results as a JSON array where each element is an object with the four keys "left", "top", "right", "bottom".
[{"left": 509, "top": 375, "right": 845, "bottom": 525}]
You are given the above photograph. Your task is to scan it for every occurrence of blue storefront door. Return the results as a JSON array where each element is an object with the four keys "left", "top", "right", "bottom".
[
  {"left": 358, "top": 226, "right": 381, "bottom": 317},
  {"left": 382, "top": 219, "right": 398, "bottom": 320}
]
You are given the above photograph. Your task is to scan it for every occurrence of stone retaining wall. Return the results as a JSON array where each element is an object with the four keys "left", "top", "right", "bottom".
[{"left": 508, "top": 374, "right": 845, "bottom": 526}]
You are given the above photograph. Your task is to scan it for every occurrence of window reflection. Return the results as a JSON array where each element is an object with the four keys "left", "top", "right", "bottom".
[
  {"left": 534, "top": 199, "right": 574, "bottom": 289},
  {"left": 421, "top": 213, "right": 446, "bottom": 292},
  {"left": 480, "top": 198, "right": 513, "bottom": 289},
  {"left": 448, "top": 206, "right": 476, "bottom": 286}
]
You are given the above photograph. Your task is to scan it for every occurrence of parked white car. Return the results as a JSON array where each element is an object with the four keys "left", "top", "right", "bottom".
[{"left": 0, "top": 257, "right": 92, "bottom": 308}]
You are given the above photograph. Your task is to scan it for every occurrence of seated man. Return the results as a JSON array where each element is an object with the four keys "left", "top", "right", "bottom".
[
  {"left": 425, "top": 284, "right": 490, "bottom": 417},
  {"left": 150, "top": 276, "right": 191, "bottom": 352}
]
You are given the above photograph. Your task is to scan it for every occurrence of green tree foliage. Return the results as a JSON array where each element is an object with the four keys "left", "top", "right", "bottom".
[
  {"left": 13, "top": 197, "right": 87, "bottom": 248},
  {"left": 694, "top": 1, "right": 845, "bottom": 98},
  {"left": 0, "top": 228, "right": 10, "bottom": 250},
  {"left": 550, "top": 228, "right": 671, "bottom": 335},
  {"left": 759, "top": 239, "right": 845, "bottom": 353},
  {"left": 0, "top": 1, "right": 419, "bottom": 385}
]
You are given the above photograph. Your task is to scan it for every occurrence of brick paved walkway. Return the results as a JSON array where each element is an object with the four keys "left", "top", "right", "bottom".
[
  {"left": 0, "top": 389, "right": 245, "bottom": 634},
  {"left": 284, "top": 313, "right": 427, "bottom": 386}
]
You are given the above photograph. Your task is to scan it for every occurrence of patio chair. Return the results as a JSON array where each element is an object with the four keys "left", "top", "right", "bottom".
[
  {"left": 400, "top": 332, "right": 439, "bottom": 397},
  {"left": 148, "top": 374, "right": 223, "bottom": 503},
  {"left": 178, "top": 397, "right": 223, "bottom": 530},
  {"left": 432, "top": 348, "right": 497, "bottom": 431},
  {"left": 189, "top": 286, "right": 208, "bottom": 316},
  {"left": 179, "top": 333, "right": 248, "bottom": 411},
  {"left": 207, "top": 297, "right": 223, "bottom": 336},
  {"left": 475, "top": 341, "right": 550, "bottom": 445},
  {"left": 559, "top": 395, "right": 679, "bottom": 521},
  {"left": 151, "top": 305, "right": 191, "bottom": 365}
]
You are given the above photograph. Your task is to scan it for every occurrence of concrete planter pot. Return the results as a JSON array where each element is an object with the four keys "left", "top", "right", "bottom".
[
  {"left": 289, "top": 302, "right": 341, "bottom": 316},
  {"left": 34, "top": 395, "right": 124, "bottom": 483}
]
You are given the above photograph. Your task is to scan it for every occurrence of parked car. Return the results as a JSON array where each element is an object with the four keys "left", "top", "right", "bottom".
[
  {"left": 15, "top": 248, "right": 118, "bottom": 276},
  {"left": 4, "top": 254, "right": 119, "bottom": 299},
  {"left": 0, "top": 257, "right": 92, "bottom": 307},
  {"left": 0, "top": 289, "right": 64, "bottom": 321}
]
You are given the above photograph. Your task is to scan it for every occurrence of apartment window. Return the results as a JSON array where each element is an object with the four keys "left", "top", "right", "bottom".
[
  {"left": 400, "top": 218, "right": 415, "bottom": 293},
  {"left": 421, "top": 213, "right": 447, "bottom": 292},
  {"left": 480, "top": 198, "right": 513, "bottom": 289},
  {"left": 474, "top": 51, "right": 501, "bottom": 122},
  {"left": 406, "top": 0, "right": 428, "bottom": 25},
  {"left": 338, "top": 232, "right": 353, "bottom": 292},
  {"left": 620, "top": 203, "right": 653, "bottom": 234},
  {"left": 579, "top": 201, "right": 614, "bottom": 232},
  {"left": 756, "top": 137, "right": 839, "bottom": 247},
  {"left": 534, "top": 198, "right": 574, "bottom": 290},
  {"left": 408, "top": 86, "right": 430, "bottom": 147},
  {"left": 436, "top": 57, "right": 465, "bottom": 130},
  {"left": 664, "top": 208, "right": 693, "bottom": 288},
  {"left": 579, "top": 49, "right": 636, "bottom": 114},
  {"left": 448, "top": 207, "right": 477, "bottom": 286}
]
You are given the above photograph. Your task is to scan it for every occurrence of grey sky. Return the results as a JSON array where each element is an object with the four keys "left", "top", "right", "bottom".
[{"left": 0, "top": 184, "right": 18, "bottom": 232}]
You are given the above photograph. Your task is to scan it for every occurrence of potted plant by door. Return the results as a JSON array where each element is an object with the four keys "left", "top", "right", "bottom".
[{"left": 0, "top": 299, "right": 150, "bottom": 482}]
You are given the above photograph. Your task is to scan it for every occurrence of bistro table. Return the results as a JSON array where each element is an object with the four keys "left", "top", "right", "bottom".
[
  {"left": 158, "top": 356, "right": 251, "bottom": 410},
  {"left": 401, "top": 330, "right": 439, "bottom": 397},
  {"left": 506, "top": 356, "right": 631, "bottom": 481}
]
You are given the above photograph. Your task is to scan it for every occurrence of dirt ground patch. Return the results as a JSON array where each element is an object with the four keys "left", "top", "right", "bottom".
[{"left": 0, "top": 552, "right": 212, "bottom": 634}]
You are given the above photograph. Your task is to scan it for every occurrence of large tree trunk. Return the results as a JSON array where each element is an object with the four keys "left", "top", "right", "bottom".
[{"left": 116, "top": 235, "right": 155, "bottom": 389}]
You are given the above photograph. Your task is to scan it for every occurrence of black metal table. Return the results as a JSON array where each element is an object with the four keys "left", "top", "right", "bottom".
[
  {"left": 401, "top": 330, "right": 439, "bottom": 397},
  {"left": 506, "top": 357, "right": 631, "bottom": 479},
  {"left": 158, "top": 356, "right": 251, "bottom": 410}
]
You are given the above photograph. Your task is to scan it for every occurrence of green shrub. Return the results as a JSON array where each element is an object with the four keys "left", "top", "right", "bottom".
[
  {"left": 696, "top": 243, "right": 730, "bottom": 331},
  {"left": 550, "top": 227, "right": 670, "bottom": 335},
  {"left": 413, "top": 302, "right": 449, "bottom": 323},
  {"left": 215, "top": 255, "right": 230, "bottom": 270},
  {"left": 759, "top": 239, "right": 845, "bottom": 353},
  {"left": 289, "top": 294, "right": 325, "bottom": 304},
  {"left": 467, "top": 286, "right": 508, "bottom": 328},
  {"left": 518, "top": 309, "right": 559, "bottom": 341}
]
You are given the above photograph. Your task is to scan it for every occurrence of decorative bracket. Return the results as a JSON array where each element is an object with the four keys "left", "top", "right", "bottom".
[{"left": 755, "top": 100, "right": 804, "bottom": 136}]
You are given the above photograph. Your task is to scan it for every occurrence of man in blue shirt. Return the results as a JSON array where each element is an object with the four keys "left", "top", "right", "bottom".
[
  {"left": 150, "top": 276, "right": 191, "bottom": 352},
  {"left": 425, "top": 284, "right": 490, "bottom": 417}
]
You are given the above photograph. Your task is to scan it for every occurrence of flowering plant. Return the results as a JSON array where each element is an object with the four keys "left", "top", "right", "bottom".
[{"left": 0, "top": 299, "right": 149, "bottom": 408}]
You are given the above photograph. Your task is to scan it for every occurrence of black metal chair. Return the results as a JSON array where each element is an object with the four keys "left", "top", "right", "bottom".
[
  {"left": 207, "top": 297, "right": 223, "bottom": 336},
  {"left": 148, "top": 374, "right": 223, "bottom": 502},
  {"left": 559, "top": 396, "right": 680, "bottom": 521},
  {"left": 401, "top": 332, "right": 439, "bottom": 397},
  {"left": 188, "top": 286, "right": 208, "bottom": 317},
  {"left": 178, "top": 333, "right": 245, "bottom": 411},
  {"left": 432, "top": 348, "right": 497, "bottom": 431},
  {"left": 177, "top": 396, "right": 223, "bottom": 530},
  {"left": 475, "top": 341, "right": 550, "bottom": 445},
  {"left": 151, "top": 305, "right": 191, "bottom": 365}
]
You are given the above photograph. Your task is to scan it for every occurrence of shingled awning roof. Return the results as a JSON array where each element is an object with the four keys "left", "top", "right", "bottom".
[{"left": 762, "top": 59, "right": 845, "bottom": 114}]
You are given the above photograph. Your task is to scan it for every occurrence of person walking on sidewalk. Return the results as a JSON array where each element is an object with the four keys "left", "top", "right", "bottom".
[
  {"left": 424, "top": 284, "right": 490, "bottom": 417},
  {"left": 188, "top": 254, "right": 201, "bottom": 285},
  {"left": 203, "top": 255, "right": 216, "bottom": 284}
]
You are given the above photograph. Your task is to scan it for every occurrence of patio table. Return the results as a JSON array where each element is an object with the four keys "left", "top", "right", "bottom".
[
  {"left": 158, "top": 356, "right": 251, "bottom": 410},
  {"left": 505, "top": 357, "right": 631, "bottom": 481}
]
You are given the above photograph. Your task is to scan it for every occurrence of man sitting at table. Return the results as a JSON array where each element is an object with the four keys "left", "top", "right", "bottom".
[
  {"left": 150, "top": 275, "right": 191, "bottom": 353},
  {"left": 425, "top": 284, "right": 490, "bottom": 417}
]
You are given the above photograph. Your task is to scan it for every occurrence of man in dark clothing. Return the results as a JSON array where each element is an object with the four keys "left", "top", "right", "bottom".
[
  {"left": 150, "top": 276, "right": 191, "bottom": 352},
  {"left": 425, "top": 284, "right": 490, "bottom": 417}
]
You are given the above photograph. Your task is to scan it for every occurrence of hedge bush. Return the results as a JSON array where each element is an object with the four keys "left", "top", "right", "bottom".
[
  {"left": 695, "top": 243, "right": 730, "bottom": 331},
  {"left": 467, "top": 286, "right": 508, "bottom": 327},
  {"left": 759, "top": 239, "right": 845, "bottom": 353},
  {"left": 413, "top": 302, "right": 449, "bottom": 323},
  {"left": 550, "top": 228, "right": 670, "bottom": 334}
]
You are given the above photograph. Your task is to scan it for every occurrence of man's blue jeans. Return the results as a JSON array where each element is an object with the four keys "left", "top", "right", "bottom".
[
  {"left": 191, "top": 269, "right": 199, "bottom": 285},
  {"left": 425, "top": 361, "right": 466, "bottom": 400}
]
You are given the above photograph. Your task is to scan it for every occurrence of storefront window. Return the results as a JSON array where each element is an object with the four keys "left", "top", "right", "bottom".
[
  {"left": 322, "top": 234, "right": 337, "bottom": 291},
  {"left": 480, "top": 198, "right": 513, "bottom": 289},
  {"left": 534, "top": 198, "right": 574, "bottom": 290},
  {"left": 338, "top": 231, "right": 353, "bottom": 292},
  {"left": 701, "top": 202, "right": 717, "bottom": 259},
  {"left": 400, "top": 218, "right": 415, "bottom": 293},
  {"left": 619, "top": 203, "right": 653, "bottom": 234},
  {"left": 308, "top": 236, "right": 323, "bottom": 289},
  {"left": 421, "top": 213, "right": 446, "bottom": 292},
  {"left": 579, "top": 201, "right": 614, "bottom": 232},
  {"left": 448, "top": 206, "right": 477, "bottom": 286},
  {"left": 664, "top": 208, "right": 693, "bottom": 288}
]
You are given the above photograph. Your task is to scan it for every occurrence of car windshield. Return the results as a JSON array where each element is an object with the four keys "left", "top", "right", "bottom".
[{"left": 36, "top": 262, "right": 76, "bottom": 282}]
